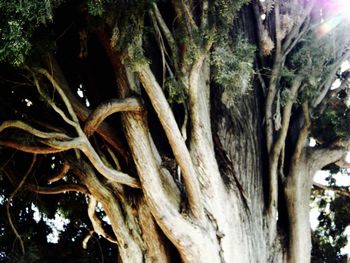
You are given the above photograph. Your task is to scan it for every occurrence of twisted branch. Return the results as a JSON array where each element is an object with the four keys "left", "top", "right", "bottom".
[
  {"left": 84, "top": 97, "right": 142, "bottom": 137},
  {"left": 87, "top": 196, "right": 118, "bottom": 244}
]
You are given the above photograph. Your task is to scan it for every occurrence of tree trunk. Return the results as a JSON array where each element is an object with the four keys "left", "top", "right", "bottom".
[{"left": 3, "top": 1, "right": 349, "bottom": 262}]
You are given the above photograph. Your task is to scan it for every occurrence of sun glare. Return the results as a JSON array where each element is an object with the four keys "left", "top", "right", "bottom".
[{"left": 316, "top": 0, "right": 350, "bottom": 36}]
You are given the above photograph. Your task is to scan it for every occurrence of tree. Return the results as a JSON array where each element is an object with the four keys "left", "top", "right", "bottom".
[{"left": 0, "top": 0, "right": 350, "bottom": 262}]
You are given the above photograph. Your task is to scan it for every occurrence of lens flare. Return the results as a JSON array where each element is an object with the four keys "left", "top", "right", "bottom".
[{"left": 316, "top": 0, "right": 350, "bottom": 36}]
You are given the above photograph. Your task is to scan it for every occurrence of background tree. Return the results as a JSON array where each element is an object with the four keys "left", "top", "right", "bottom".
[{"left": 0, "top": 0, "right": 350, "bottom": 262}]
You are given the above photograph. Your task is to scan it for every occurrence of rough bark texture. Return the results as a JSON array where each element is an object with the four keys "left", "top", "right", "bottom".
[{"left": 1, "top": 1, "right": 350, "bottom": 263}]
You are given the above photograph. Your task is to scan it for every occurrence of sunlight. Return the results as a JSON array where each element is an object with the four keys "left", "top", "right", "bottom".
[
  {"left": 323, "top": 0, "right": 350, "bottom": 18},
  {"left": 31, "top": 204, "right": 70, "bottom": 243},
  {"left": 316, "top": 0, "right": 350, "bottom": 36}
]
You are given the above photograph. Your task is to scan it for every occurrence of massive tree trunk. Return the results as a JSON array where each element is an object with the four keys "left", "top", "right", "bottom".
[{"left": 1, "top": 1, "right": 350, "bottom": 262}]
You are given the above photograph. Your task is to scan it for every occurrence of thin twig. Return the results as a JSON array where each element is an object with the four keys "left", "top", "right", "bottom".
[
  {"left": 6, "top": 155, "right": 37, "bottom": 256},
  {"left": 48, "top": 161, "right": 70, "bottom": 183},
  {"left": 27, "top": 183, "right": 89, "bottom": 195}
]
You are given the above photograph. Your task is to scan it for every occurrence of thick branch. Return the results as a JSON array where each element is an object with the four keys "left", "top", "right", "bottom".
[
  {"left": 335, "top": 155, "right": 350, "bottom": 169},
  {"left": 71, "top": 159, "right": 145, "bottom": 262},
  {"left": 0, "top": 140, "right": 65, "bottom": 154},
  {"left": 122, "top": 112, "right": 204, "bottom": 259},
  {"left": 308, "top": 147, "right": 347, "bottom": 173},
  {"left": 265, "top": 63, "right": 282, "bottom": 153},
  {"left": 171, "top": 0, "right": 198, "bottom": 34},
  {"left": 45, "top": 56, "right": 127, "bottom": 157},
  {"left": 270, "top": 77, "right": 303, "bottom": 166},
  {"left": 291, "top": 103, "right": 311, "bottom": 165},
  {"left": 267, "top": 77, "right": 303, "bottom": 235},
  {"left": 313, "top": 182, "right": 350, "bottom": 198},
  {"left": 84, "top": 97, "right": 142, "bottom": 137},
  {"left": 274, "top": 2, "right": 282, "bottom": 56},
  {"left": 137, "top": 64, "right": 203, "bottom": 219},
  {"left": 80, "top": 142, "right": 140, "bottom": 188}
]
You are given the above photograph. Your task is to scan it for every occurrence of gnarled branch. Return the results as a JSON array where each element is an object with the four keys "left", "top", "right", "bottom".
[
  {"left": 87, "top": 196, "right": 118, "bottom": 244},
  {"left": 43, "top": 137, "right": 140, "bottom": 188},
  {"left": 0, "top": 120, "right": 70, "bottom": 140},
  {"left": 45, "top": 56, "right": 127, "bottom": 157},
  {"left": 48, "top": 161, "right": 70, "bottom": 183},
  {"left": 84, "top": 97, "right": 142, "bottom": 137}
]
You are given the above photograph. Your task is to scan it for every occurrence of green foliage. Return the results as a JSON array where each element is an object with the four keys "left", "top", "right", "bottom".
[
  {"left": 287, "top": 21, "right": 350, "bottom": 102},
  {"left": 213, "top": 0, "right": 250, "bottom": 37},
  {"left": 211, "top": 36, "right": 255, "bottom": 105},
  {"left": 87, "top": 0, "right": 112, "bottom": 16},
  {"left": 0, "top": 0, "right": 62, "bottom": 66},
  {"left": 107, "top": 0, "right": 153, "bottom": 69},
  {"left": 311, "top": 190, "right": 350, "bottom": 263},
  {"left": 312, "top": 107, "right": 350, "bottom": 144},
  {"left": 164, "top": 77, "right": 186, "bottom": 104}
]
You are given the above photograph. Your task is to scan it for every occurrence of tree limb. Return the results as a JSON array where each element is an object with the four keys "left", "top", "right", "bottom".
[
  {"left": 87, "top": 196, "right": 118, "bottom": 244},
  {"left": 274, "top": 2, "right": 282, "bottom": 57},
  {"left": 6, "top": 155, "right": 36, "bottom": 257},
  {"left": 313, "top": 182, "right": 350, "bottom": 198},
  {"left": 84, "top": 97, "right": 142, "bottom": 137},
  {"left": 151, "top": 3, "right": 179, "bottom": 72},
  {"left": 281, "top": 0, "right": 316, "bottom": 54},
  {"left": 27, "top": 183, "right": 89, "bottom": 195},
  {"left": 171, "top": 0, "right": 198, "bottom": 35},
  {"left": 48, "top": 161, "right": 70, "bottom": 183},
  {"left": 265, "top": 63, "right": 282, "bottom": 153},
  {"left": 308, "top": 147, "right": 347, "bottom": 173},
  {"left": 45, "top": 56, "right": 127, "bottom": 157},
  {"left": 71, "top": 159, "right": 147, "bottom": 261},
  {"left": 43, "top": 137, "right": 140, "bottom": 188},
  {"left": 0, "top": 120, "right": 71, "bottom": 140},
  {"left": 290, "top": 103, "right": 310, "bottom": 166},
  {"left": 0, "top": 140, "right": 65, "bottom": 154},
  {"left": 137, "top": 64, "right": 203, "bottom": 219},
  {"left": 268, "top": 77, "right": 303, "bottom": 230},
  {"left": 313, "top": 49, "right": 350, "bottom": 107},
  {"left": 32, "top": 74, "right": 79, "bottom": 129},
  {"left": 37, "top": 68, "right": 80, "bottom": 125}
]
